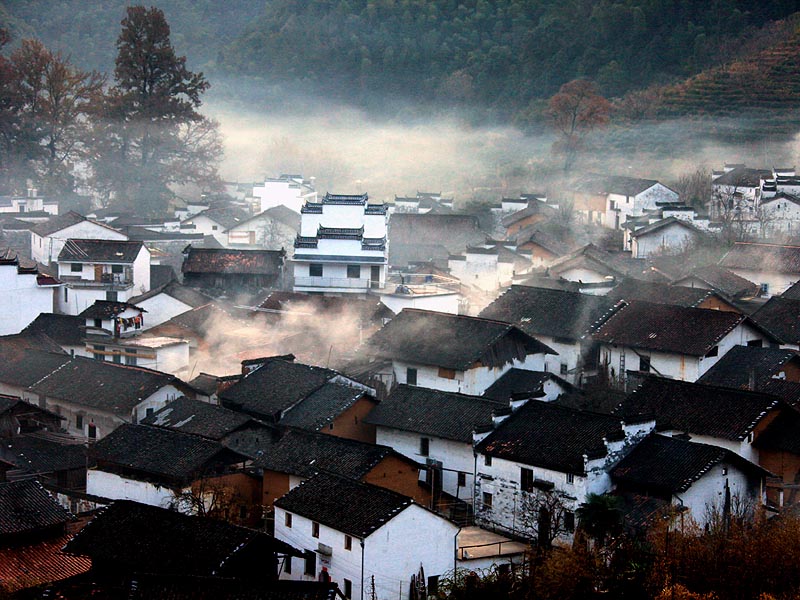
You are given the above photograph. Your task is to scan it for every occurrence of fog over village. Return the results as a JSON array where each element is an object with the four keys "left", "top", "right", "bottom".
[{"left": 5, "top": 2, "right": 800, "bottom": 599}]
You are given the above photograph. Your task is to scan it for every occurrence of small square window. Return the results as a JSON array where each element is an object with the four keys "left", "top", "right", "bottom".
[
  {"left": 760, "top": 283, "right": 769, "bottom": 295},
  {"left": 309, "top": 263, "right": 323, "bottom": 277},
  {"left": 106, "top": 291, "right": 118, "bottom": 301},
  {"left": 347, "top": 264, "right": 361, "bottom": 278},
  {"left": 94, "top": 318, "right": 102, "bottom": 328},
  {"left": 560, "top": 363, "right": 568, "bottom": 375},
  {"left": 285, "top": 513, "right": 292, "bottom": 528},
  {"left": 111, "top": 265, "right": 123, "bottom": 274},
  {"left": 482, "top": 492, "right": 493, "bottom": 509},
  {"left": 70, "top": 263, "right": 82, "bottom": 273},
  {"left": 406, "top": 368, "right": 417, "bottom": 386},
  {"left": 484, "top": 455, "right": 492, "bottom": 467},
  {"left": 344, "top": 534, "right": 352, "bottom": 550},
  {"left": 312, "top": 521, "right": 320, "bottom": 538},
  {"left": 212, "top": 225, "right": 218, "bottom": 230},
  {"left": 458, "top": 472, "right": 466, "bottom": 487},
  {"left": 566, "top": 473, "right": 574, "bottom": 484},
  {"left": 419, "top": 437, "right": 430, "bottom": 457}
]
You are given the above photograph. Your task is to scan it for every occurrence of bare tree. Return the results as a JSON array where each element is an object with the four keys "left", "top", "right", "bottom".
[
  {"left": 519, "top": 487, "right": 576, "bottom": 549},
  {"left": 171, "top": 475, "right": 251, "bottom": 526}
]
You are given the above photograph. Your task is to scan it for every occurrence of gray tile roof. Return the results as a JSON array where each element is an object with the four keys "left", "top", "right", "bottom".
[
  {"left": 696, "top": 346, "right": 800, "bottom": 390},
  {"left": 0, "top": 479, "right": 72, "bottom": 536},
  {"left": 141, "top": 397, "right": 268, "bottom": 441},
  {"left": 280, "top": 383, "right": 373, "bottom": 432}
]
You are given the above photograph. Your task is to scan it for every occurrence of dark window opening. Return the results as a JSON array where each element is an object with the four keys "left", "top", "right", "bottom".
[
  {"left": 483, "top": 492, "right": 493, "bottom": 509},
  {"left": 639, "top": 355, "right": 651, "bottom": 372},
  {"left": 521, "top": 468, "right": 534, "bottom": 493},
  {"left": 309, "top": 263, "right": 323, "bottom": 277},
  {"left": 406, "top": 368, "right": 417, "bottom": 386},
  {"left": 70, "top": 263, "right": 82, "bottom": 272},
  {"left": 304, "top": 550, "right": 315, "bottom": 575},
  {"left": 420, "top": 437, "right": 430, "bottom": 457},
  {"left": 312, "top": 521, "right": 320, "bottom": 538},
  {"left": 747, "top": 339, "right": 763, "bottom": 348},
  {"left": 346, "top": 264, "right": 361, "bottom": 278},
  {"left": 344, "top": 579, "right": 352, "bottom": 598},
  {"left": 564, "top": 511, "right": 575, "bottom": 532},
  {"left": 458, "top": 472, "right": 466, "bottom": 487},
  {"left": 705, "top": 346, "right": 719, "bottom": 358}
]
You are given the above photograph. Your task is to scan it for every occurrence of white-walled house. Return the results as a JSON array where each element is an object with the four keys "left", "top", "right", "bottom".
[
  {"left": 275, "top": 472, "right": 459, "bottom": 600},
  {"left": 629, "top": 217, "right": 709, "bottom": 259},
  {"left": 28, "top": 356, "right": 202, "bottom": 439},
  {"left": 719, "top": 242, "right": 800, "bottom": 298},
  {"left": 179, "top": 206, "right": 250, "bottom": 247},
  {"left": 293, "top": 193, "right": 388, "bottom": 295},
  {"left": 365, "top": 384, "right": 506, "bottom": 502},
  {"left": 593, "top": 300, "right": 776, "bottom": 384},
  {"left": 57, "top": 239, "right": 150, "bottom": 315},
  {"left": 128, "top": 282, "right": 212, "bottom": 329},
  {"left": 611, "top": 434, "right": 769, "bottom": 527},
  {"left": 367, "top": 309, "right": 555, "bottom": 395},
  {"left": 479, "top": 286, "right": 622, "bottom": 385},
  {"left": 252, "top": 175, "right": 317, "bottom": 214},
  {"left": 225, "top": 206, "right": 300, "bottom": 250},
  {"left": 474, "top": 400, "right": 654, "bottom": 540},
  {"left": 754, "top": 193, "right": 800, "bottom": 236},
  {"left": 0, "top": 252, "right": 60, "bottom": 335},
  {"left": 30, "top": 211, "right": 128, "bottom": 265}
]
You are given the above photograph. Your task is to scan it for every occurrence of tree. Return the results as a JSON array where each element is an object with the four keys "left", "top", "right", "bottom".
[
  {"left": 90, "top": 6, "right": 221, "bottom": 214},
  {"left": 10, "top": 39, "right": 104, "bottom": 194},
  {"left": 518, "top": 487, "right": 575, "bottom": 549},
  {"left": 577, "top": 493, "right": 624, "bottom": 548},
  {"left": 547, "top": 79, "right": 610, "bottom": 171}
]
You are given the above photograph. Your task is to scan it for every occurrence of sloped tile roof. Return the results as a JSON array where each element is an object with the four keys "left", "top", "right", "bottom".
[
  {"left": 63, "top": 500, "right": 299, "bottom": 575},
  {"left": 245, "top": 429, "right": 411, "bottom": 479},
  {"left": 607, "top": 279, "right": 720, "bottom": 308},
  {"left": 367, "top": 309, "right": 555, "bottom": 371},
  {"left": 482, "top": 369, "right": 564, "bottom": 402},
  {"left": 719, "top": 242, "right": 800, "bottom": 274},
  {"left": 275, "top": 472, "right": 416, "bottom": 538},
  {"left": 219, "top": 359, "right": 338, "bottom": 421},
  {"left": 0, "top": 533, "right": 91, "bottom": 592},
  {"left": 673, "top": 265, "right": 759, "bottom": 299},
  {"left": 78, "top": 300, "right": 145, "bottom": 319},
  {"left": 752, "top": 297, "right": 800, "bottom": 345},
  {"left": 29, "top": 357, "right": 182, "bottom": 417},
  {"left": 614, "top": 376, "right": 780, "bottom": 441},
  {"left": 280, "top": 383, "right": 373, "bottom": 432},
  {"left": 0, "top": 479, "right": 72, "bottom": 536},
  {"left": 58, "top": 239, "right": 143, "bottom": 263},
  {"left": 0, "top": 348, "right": 70, "bottom": 389},
  {"left": 22, "top": 313, "right": 84, "bottom": 346},
  {"left": 30, "top": 211, "right": 85, "bottom": 237},
  {"left": 0, "top": 434, "right": 89, "bottom": 474},
  {"left": 696, "top": 346, "right": 800, "bottom": 389},
  {"left": 364, "top": 384, "right": 504, "bottom": 443},
  {"left": 182, "top": 247, "right": 284, "bottom": 275},
  {"left": 476, "top": 401, "right": 626, "bottom": 475},
  {"left": 479, "top": 285, "right": 620, "bottom": 341},
  {"left": 141, "top": 397, "right": 267, "bottom": 441},
  {"left": 592, "top": 301, "right": 751, "bottom": 356},
  {"left": 712, "top": 167, "right": 771, "bottom": 187},
  {"left": 572, "top": 174, "right": 664, "bottom": 197},
  {"left": 92, "top": 424, "right": 245, "bottom": 485},
  {"left": 611, "top": 434, "right": 765, "bottom": 495}
]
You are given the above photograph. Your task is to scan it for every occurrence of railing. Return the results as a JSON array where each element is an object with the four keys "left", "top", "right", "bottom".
[
  {"left": 294, "top": 276, "right": 373, "bottom": 289},
  {"left": 61, "top": 275, "right": 134, "bottom": 290},
  {"left": 385, "top": 272, "right": 461, "bottom": 294}
]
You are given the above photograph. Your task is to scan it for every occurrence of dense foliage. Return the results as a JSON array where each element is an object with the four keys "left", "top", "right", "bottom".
[{"left": 218, "top": 0, "right": 800, "bottom": 119}]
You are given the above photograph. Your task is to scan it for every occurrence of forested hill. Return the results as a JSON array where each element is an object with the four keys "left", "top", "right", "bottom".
[{"left": 218, "top": 0, "right": 799, "bottom": 117}]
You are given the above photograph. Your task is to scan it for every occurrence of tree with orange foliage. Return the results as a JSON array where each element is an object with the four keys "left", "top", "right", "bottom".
[{"left": 547, "top": 79, "right": 610, "bottom": 171}]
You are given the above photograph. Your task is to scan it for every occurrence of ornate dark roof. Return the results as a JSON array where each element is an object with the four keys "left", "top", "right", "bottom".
[
  {"left": 321, "top": 192, "right": 368, "bottom": 204},
  {"left": 611, "top": 434, "right": 766, "bottom": 495},
  {"left": 91, "top": 424, "right": 246, "bottom": 485},
  {"left": 63, "top": 500, "right": 300, "bottom": 575},
  {"left": 696, "top": 346, "right": 800, "bottom": 390},
  {"left": 367, "top": 309, "right": 555, "bottom": 371},
  {"left": 720, "top": 242, "right": 800, "bottom": 274},
  {"left": 275, "top": 472, "right": 418, "bottom": 538},
  {"left": 0, "top": 479, "right": 72, "bottom": 536},
  {"left": 753, "top": 296, "right": 800, "bottom": 345},
  {"left": 592, "top": 301, "right": 756, "bottom": 356},
  {"left": 58, "top": 239, "right": 143, "bottom": 263},
  {"left": 477, "top": 401, "right": 626, "bottom": 475},
  {"left": 614, "top": 376, "right": 780, "bottom": 441},
  {"left": 479, "top": 285, "right": 620, "bottom": 342},
  {"left": 182, "top": 247, "right": 284, "bottom": 275},
  {"left": 364, "top": 384, "right": 504, "bottom": 443},
  {"left": 280, "top": 383, "right": 373, "bottom": 432},
  {"left": 78, "top": 300, "right": 145, "bottom": 319},
  {"left": 141, "top": 397, "right": 268, "bottom": 441}
]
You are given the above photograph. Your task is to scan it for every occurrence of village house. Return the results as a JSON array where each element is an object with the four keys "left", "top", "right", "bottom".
[
  {"left": 755, "top": 192, "right": 800, "bottom": 235},
  {"left": 610, "top": 434, "right": 769, "bottom": 527},
  {"left": 628, "top": 216, "right": 710, "bottom": 259},
  {"left": 274, "top": 472, "right": 460, "bottom": 600},
  {"left": 544, "top": 243, "right": 632, "bottom": 291},
  {"left": 752, "top": 296, "right": 800, "bottom": 349},
  {"left": 179, "top": 205, "right": 250, "bottom": 247},
  {"left": 56, "top": 239, "right": 151, "bottom": 315},
  {"left": 511, "top": 228, "right": 575, "bottom": 269},
  {"left": 63, "top": 500, "right": 301, "bottom": 581},
  {"left": 86, "top": 424, "right": 257, "bottom": 522},
  {"left": 28, "top": 356, "right": 203, "bottom": 439},
  {"left": 252, "top": 174, "right": 318, "bottom": 214},
  {"left": 474, "top": 400, "right": 653, "bottom": 541},
  {"left": 128, "top": 281, "right": 213, "bottom": 329},
  {"left": 231, "top": 427, "right": 429, "bottom": 509},
  {"left": 30, "top": 211, "right": 128, "bottom": 265},
  {"left": 182, "top": 246, "right": 286, "bottom": 292},
  {"left": 225, "top": 205, "right": 300, "bottom": 250},
  {"left": 501, "top": 200, "right": 557, "bottom": 237},
  {"left": 0, "top": 251, "right": 61, "bottom": 335},
  {"left": 365, "top": 384, "right": 505, "bottom": 506},
  {"left": 719, "top": 242, "right": 800, "bottom": 297},
  {"left": 0, "top": 336, "right": 71, "bottom": 400},
  {"left": 569, "top": 174, "right": 679, "bottom": 229},
  {"left": 448, "top": 244, "right": 533, "bottom": 292},
  {"left": 479, "top": 285, "right": 621, "bottom": 384},
  {"left": 0, "top": 479, "right": 90, "bottom": 594},
  {"left": 0, "top": 431, "right": 89, "bottom": 492},
  {"left": 23, "top": 313, "right": 84, "bottom": 357},
  {"left": 292, "top": 192, "right": 388, "bottom": 295},
  {"left": 388, "top": 212, "right": 485, "bottom": 269},
  {"left": 592, "top": 300, "right": 777, "bottom": 384},
  {"left": 696, "top": 346, "right": 800, "bottom": 389},
  {"left": 670, "top": 264, "right": 760, "bottom": 300},
  {"left": 366, "top": 309, "right": 555, "bottom": 395},
  {"left": 607, "top": 278, "right": 741, "bottom": 312},
  {"left": 392, "top": 191, "right": 454, "bottom": 214},
  {"left": 481, "top": 369, "right": 574, "bottom": 402}
]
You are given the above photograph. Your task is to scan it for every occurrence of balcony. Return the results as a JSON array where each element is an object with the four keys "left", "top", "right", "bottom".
[
  {"left": 293, "top": 276, "right": 375, "bottom": 290},
  {"left": 61, "top": 272, "right": 134, "bottom": 290}
]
